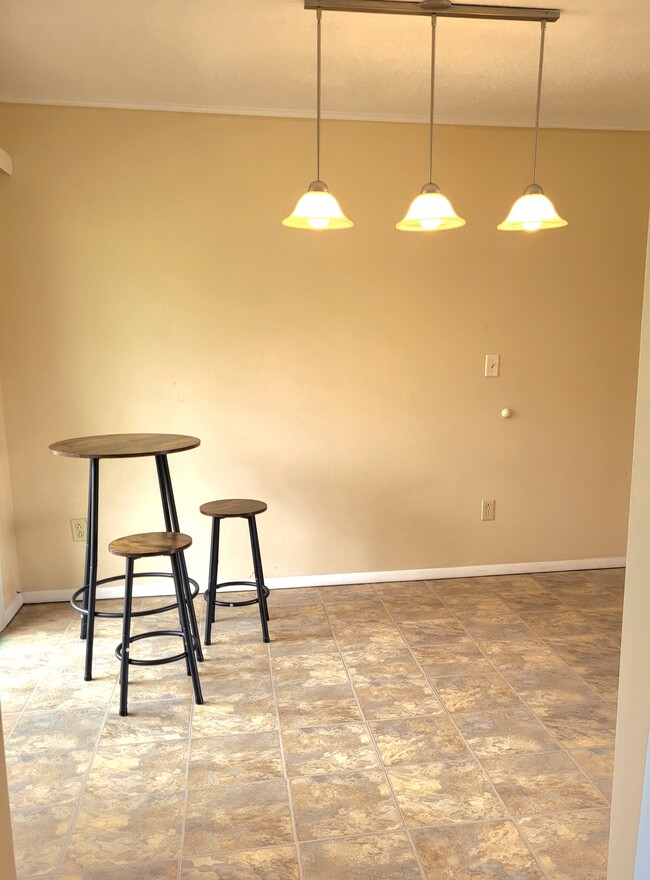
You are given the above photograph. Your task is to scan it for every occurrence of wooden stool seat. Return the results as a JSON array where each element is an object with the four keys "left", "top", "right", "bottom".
[
  {"left": 109, "top": 532, "right": 192, "bottom": 559},
  {"left": 200, "top": 499, "right": 267, "bottom": 519}
]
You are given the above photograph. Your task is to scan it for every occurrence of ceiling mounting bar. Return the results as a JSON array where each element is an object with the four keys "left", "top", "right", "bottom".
[{"left": 304, "top": 1, "right": 561, "bottom": 23}]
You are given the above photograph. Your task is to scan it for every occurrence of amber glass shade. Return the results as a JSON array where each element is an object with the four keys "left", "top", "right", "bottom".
[
  {"left": 397, "top": 186, "right": 465, "bottom": 232},
  {"left": 283, "top": 183, "right": 353, "bottom": 230},
  {"left": 498, "top": 187, "right": 567, "bottom": 232}
]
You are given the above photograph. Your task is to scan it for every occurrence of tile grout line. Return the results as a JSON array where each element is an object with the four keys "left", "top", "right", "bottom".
[
  {"left": 176, "top": 678, "right": 195, "bottom": 880},
  {"left": 482, "top": 573, "right": 621, "bottom": 689},
  {"left": 425, "top": 581, "right": 612, "bottom": 810},
  {"left": 2, "top": 618, "right": 72, "bottom": 734},
  {"left": 266, "top": 636, "right": 307, "bottom": 880},
  {"left": 291, "top": 800, "right": 612, "bottom": 843},
  {"left": 319, "top": 590, "right": 430, "bottom": 880},
  {"left": 439, "top": 577, "right": 613, "bottom": 876},
  {"left": 53, "top": 599, "right": 187, "bottom": 877},
  {"left": 379, "top": 582, "right": 554, "bottom": 880},
  {"left": 465, "top": 576, "right": 617, "bottom": 800},
  {"left": 178, "top": 598, "right": 217, "bottom": 871},
  {"left": 338, "top": 581, "right": 605, "bottom": 875},
  {"left": 2, "top": 617, "right": 77, "bottom": 879},
  {"left": 484, "top": 574, "right": 620, "bottom": 808},
  {"left": 54, "top": 659, "right": 119, "bottom": 877},
  {"left": 430, "top": 577, "right": 615, "bottom": 712}
]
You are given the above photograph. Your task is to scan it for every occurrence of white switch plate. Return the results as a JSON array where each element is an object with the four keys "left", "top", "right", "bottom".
[{"left": 485, "top": 354, "right": 500, "bottom": 377}]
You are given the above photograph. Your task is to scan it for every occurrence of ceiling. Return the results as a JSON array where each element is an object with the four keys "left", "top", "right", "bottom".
[{"left": 0, "top": 0, "right": 648, "bottom": 131}]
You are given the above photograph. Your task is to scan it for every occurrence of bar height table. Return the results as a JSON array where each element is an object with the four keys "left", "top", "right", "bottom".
[{"left": 49, "top": 433, "right": 204, "bottom": 681}]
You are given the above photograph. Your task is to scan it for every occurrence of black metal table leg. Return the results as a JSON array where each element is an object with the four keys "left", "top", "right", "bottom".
[
  {"left": 171, "top": 552, "right": 204, "bottom": 705},
  {"left": 80, "top": 462, "right": 92, "bottom": 641},
  {"left": 155, "top": 454, "right": 173, "bottom": 532},
  {"left": 83, "top": 458, "right": 100, "bottom": 680},
  {"left": 155, "top": 454, "right": 204, "bottom": 662},
  {"left": 177, "top": 550, "right": 204, "bottom": 662}
]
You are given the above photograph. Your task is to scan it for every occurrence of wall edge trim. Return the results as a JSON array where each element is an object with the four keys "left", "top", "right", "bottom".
[{"left": 1, "top": 594, "right": 23, "bottom": 630}]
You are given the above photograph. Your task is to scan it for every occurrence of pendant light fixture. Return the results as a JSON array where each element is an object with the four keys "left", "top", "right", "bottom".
[
  {"left": 396, "top": 14, "right": 465, "bottom": 232},
  {"left": 283, "top": 9, "right": 353, "bottom": 230},
  {"left": 498, "top": 20, "right": 567, "bottom": 232}
]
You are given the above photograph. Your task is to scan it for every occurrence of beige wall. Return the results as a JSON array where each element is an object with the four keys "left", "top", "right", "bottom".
[
  {"left": 608, "top": 221, "right": 650, "bottom": 880},
  {"left": 0, "top": 376, "right": 19, "bottom": 613},
  {"left": 0, "top": 104, "right": 648, "bottom": 594}
]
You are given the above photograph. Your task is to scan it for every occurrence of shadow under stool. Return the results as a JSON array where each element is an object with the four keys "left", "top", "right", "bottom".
[
  {"left": 200, "top": 499, "right": 271, "bottom": 645},
  {"left": 109, "top": 531, "right": 204, "bottom": 716}
]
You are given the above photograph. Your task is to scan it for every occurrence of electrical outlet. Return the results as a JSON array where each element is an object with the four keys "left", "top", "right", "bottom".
[
  {"left": 70, "top": 517, "right": 87, "bottom": 542},
  {"left": 481, "top": 499, "right": 496, "bottom": 521}
]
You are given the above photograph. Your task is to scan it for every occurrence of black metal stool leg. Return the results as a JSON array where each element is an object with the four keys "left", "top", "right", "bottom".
[
  {"left": 178, "top": 551, "right": 204, "bottom": 662},
  {"left": 204, "top": 518, "right": 220, "bottom": 645},
  {"left": 210, "top": 520, "right": 220, "bottom": 625},
  {"left": 156, "top": 454, "right": 204, "bottom": 662},
  {"left": 84, "top": 458, "right": 100, "bottom": 681},
  {"left": 119, "top": 557, "right": 135, "bottom": 716},
  {"left": 171, "top": 552, "right": 204, "bottom": 705},
  {"left": 249, "top": 514, "right": 270, "bottom": 623},
  {"left": 248, "top": 516, "right": 270, "bottom": 643}
]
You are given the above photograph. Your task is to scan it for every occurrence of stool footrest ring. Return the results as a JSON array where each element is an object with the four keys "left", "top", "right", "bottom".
[
  {"left": 72, "top": 572, "right": 200, "bottom": 619},
  {"left": 115, "top": 629, "right": 200, "bottom": 667},
  {"left": 203, "top": 580, "right": 270, "bottom": 608}
]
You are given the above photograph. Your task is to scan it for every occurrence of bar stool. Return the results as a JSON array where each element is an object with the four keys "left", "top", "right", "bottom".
[
  {"left": 109, "top": 531, "right": 204, "bottom": 716},
  {"left": 200, "top": 499, "right": 271, "bottom": 645}
]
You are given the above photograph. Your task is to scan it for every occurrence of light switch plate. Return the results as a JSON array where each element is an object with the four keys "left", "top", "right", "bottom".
[{"left": 485, "top": 354, "right": 500, "bottom": 377}]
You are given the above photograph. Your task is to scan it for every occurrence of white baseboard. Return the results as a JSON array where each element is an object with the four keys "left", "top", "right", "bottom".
[
  {"left": 17, "top": 556, "right": 625, "bottom": 604},
  {"left": 266, "top": 556, "right": 626, "bottom": 589},
  {"left": 1, "top": 594, "right": 24, "bottom": 630}
]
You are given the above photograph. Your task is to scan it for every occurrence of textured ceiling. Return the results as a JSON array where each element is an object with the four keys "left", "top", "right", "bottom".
[{"left": 0, "top": 0, "right": 648, "bottom": 130}]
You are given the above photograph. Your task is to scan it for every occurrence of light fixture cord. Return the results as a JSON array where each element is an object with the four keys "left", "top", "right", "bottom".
[
  {"left": 428, "top": 14, "right": 437, "bottom": 184},
  {"left": 532, "top": 20, "right": 546, "bottom": 185},
  {"left": 316, "top": 8, "right": 322, "bottom": 182}
]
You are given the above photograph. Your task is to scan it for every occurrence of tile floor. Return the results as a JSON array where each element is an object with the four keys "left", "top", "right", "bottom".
[{"left": 0, "top": 568, "right": 623, "bottom": 880}]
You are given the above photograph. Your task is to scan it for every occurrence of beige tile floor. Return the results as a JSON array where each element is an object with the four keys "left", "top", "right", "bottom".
[{"left": 0, "top": 568, "right": 623, "bottom": 880}]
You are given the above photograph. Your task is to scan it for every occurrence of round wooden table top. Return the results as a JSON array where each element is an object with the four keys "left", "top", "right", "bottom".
[{"left": 49, "top": 433, "right": 201, "bottom": 459}]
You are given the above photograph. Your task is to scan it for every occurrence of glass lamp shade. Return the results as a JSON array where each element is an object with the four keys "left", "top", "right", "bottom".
[
  {"left": 498, "top": 185, "right": 567, "bottom": 232},
  {"left": 282, "top": 181, "right": 353, "bottom": 230},
  {"left": 396, "top": 184, "right": 465, "bottom": 232}
]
